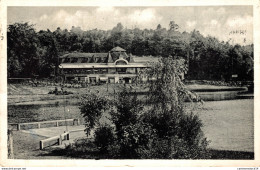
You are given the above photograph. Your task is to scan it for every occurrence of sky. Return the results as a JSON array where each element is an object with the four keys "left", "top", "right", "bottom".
[{"left": 7, "top": 6, "right": 253, "bottom": 45}]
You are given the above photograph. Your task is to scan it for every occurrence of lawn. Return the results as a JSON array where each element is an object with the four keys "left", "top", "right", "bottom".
[
  {"left": 7, "top": 83, "right": 135, "bottom": 104},
  {"left": 195, "top": 99, "right": 254, "bottom": 152},
  {"left": 8, "top": 104, "right": 83, "bottom": 123},
  {"left": 12, "top": 130, "right": 69, "bottom": 159}
]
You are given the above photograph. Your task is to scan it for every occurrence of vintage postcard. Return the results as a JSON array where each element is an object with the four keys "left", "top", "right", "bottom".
[{"left": 0, "top": 0, "right": 259, "bottom": 167}]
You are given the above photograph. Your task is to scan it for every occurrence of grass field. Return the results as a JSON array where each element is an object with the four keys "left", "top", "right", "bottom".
[
  {"left": 195, "top": 99, "right": 254, "bottom": 152},
  {"left": 8, "top": 104, "right": 83, "bottom": 123},
  {"left": 12, "top": 130, "right": 70, "bottom": 159}
]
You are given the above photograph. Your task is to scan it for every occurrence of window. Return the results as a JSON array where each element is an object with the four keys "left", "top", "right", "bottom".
[
  {"left": 115, "top": 60, "right": 127, "bottom": 65},
  {"left": 71, "top": 58, "right": 78, "bottom": 63},
  {"left": 102, "top": 69, "right": 108, "bottom": 73},
  {"left": 89, "top": 77, "right": 97, "bottom": 83},
  {"left": 82, "top": 58, "right": 88, "bottom": 63},
  {"left": 117, "top": 68, "right": 127, "bottom": 73},
  {"left": 64, "top": 58, "right": 70, "bottom": 63}
]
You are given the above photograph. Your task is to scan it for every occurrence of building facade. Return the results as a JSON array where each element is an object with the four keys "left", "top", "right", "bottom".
[{"left": 59, "top": 47, "right": 156, "bottom": 84}]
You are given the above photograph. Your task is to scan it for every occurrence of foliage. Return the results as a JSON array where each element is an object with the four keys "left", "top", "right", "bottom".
[
  {"left": 108, "top": 87, "right": 155, "bottom": 158},
  {"left": 148, "top": 135, "right": 210, "bottom": 159},
  {"left": 114, "top": 122, "right": 156, "bottom": 159},
  {"left": 64, "top": 138, "right": 100, "bottom": 158},
  {"left": 79, "top": 93, "right": 108, "bottom": 136},
  {"left": 110, "top": 87, "right": 142, "bottom": 133},
  {"left": 7, "top": 23, "right": 40, "bottom": 77},
  {"left": 136, "top": 56, "right": 210, "bottom": 158},
  {"left": 94, "top": 126, "right": 115, "bottom": 152}
]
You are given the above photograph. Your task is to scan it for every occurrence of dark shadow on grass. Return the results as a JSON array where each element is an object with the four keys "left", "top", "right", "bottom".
[
  {"left": 38, "top": 147, "right": 254, "bottom": 160},
  {"left": 38, "top": 147, "right": 106, "bottom": 159},
  {"left": 208, "top": 149, "right": 254, "bottom": 160}
]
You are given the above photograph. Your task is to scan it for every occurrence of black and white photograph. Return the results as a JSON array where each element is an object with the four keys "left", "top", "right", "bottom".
[{"left": 1, "top": 1, "right": 259, "bottom": 167}]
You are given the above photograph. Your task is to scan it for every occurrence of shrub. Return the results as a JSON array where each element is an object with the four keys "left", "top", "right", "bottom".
[
  {"left": 80, "top": 93, "right": 109, "bottom": 136},
  {"left": 110, "top": 87, "right": 142, "bottom": 135},
  {"left": 94, "top": 126, "right": 115, "bottom": 153},
  {"left": 64, "top": 138, "right": 99, "bottom": 158},
  {"left": 114, "top": 122, "right": 156, "bottom": 159},
  {"left": 177, "top": 113, "right": 204, "bottom": 146}
]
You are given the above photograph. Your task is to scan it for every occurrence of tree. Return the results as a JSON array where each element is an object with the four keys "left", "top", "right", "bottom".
[
  {"left": 111, "top": 23, "right": 124, "bottom": 47},
  {"left": 169, "top": 21, "right": 179, "bottom": 31},
  {"left": 108, "top": 87, "right": 155, "bottom": 158},
  {"left": 156, "top": 24, "right": 162, "bottom": 30},
  {"left": 7, "top": 22, "right": 40, "bottom": 77},
  {"left": 139, "top": 57, "right": 210, "bottom": 158},
  {"left": 38, "top": 29, "right": 59, "bottom": 77},
  {"left": 80, "top": 93, "right": 109, "bottom": 136}
]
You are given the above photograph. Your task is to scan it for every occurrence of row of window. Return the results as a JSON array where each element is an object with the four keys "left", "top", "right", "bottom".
[
  {"left": 62, "top": 68, "right": 140, "bottom": 74},
  {"left": 62, "top": 57, "right": 106, "bottom": 63}
]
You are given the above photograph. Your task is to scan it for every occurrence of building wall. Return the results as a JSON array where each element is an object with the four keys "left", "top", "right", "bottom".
[{"left": 65, "top": 72, "right": 140, "bottom": 84}]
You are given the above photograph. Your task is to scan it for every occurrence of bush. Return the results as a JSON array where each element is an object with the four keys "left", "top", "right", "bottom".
[
  {"left": 94, "top": 126, "right": 115, "bottom": 153},
  {"left": 63, "top": 138, "right": 99, "bottom": 158},
  {"left": 114, "top": 122, "right": 156, "bottom": 159},
  {"left": 80, "top": 93, "right": 109, "bottom": 136},
  {"left": 177, "top": 113, "right": 204, "bottom": 146}
]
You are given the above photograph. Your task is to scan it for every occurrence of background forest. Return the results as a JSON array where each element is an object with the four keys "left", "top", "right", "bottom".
[{"left": 7, "top": 22, "right": 254, "bottom": 81}]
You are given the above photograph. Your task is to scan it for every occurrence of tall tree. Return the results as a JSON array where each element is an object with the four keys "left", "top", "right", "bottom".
[
  {"left": 169, "top": 21, "right": 179, "bottom": 31},
  {"left": 38, "top": 29, "right": 59, "bottom": 77},
  {"left": 7, "top": 23, "right": 40, "bottom": 77}
]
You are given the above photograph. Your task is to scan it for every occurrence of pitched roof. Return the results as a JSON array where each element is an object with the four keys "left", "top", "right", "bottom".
[
  {"left": 60, "top": 53, "right": 107, "bottom": 58},
  {"left": 110, "top": 46, "right": 126, "bottom": 52},
  {"left": 133, "top": 56, "right": 159, "bottom": 63},
  {"left": 60, "top": 53, "right": 108, "bottom": 63},
  {"left": 110, "top": 52, "right": 128, "bottom": 61},
  {"left": 127, "top": 54, "right": 135, "bottom": 63},
  {"left": 107, "top": 52, "right": 113, "bottom": 63}
]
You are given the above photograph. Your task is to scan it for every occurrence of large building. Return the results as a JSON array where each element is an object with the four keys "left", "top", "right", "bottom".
[{"left": 59, "top": 47, "right": 157, "bottom": 84}]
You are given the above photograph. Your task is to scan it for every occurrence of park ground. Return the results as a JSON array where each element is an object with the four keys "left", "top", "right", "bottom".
[{"left": 7, "top": 83, "right": 254, "bottom": 159}]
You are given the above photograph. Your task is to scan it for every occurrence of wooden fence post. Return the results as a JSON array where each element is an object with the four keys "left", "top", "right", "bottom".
[
  {"left": 58, "top": 135, "right": 62, "bottom": 145},
  {"left": 73, "top": 119, "right": 80, "bottom": 126},
  {"left": 8, "top": 129, "right": 14, "bottom": 159},
  {"left": 40, "top": 140, "right": 43, "bottom": 150}
]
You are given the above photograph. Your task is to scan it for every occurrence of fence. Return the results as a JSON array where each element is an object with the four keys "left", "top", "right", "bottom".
[
  {"left": 8, "top": 129, "right": 14, "bottom": 159},
  {"left": 9, "top": 118, "right": 80, "bottom": 131},
  {"left": 40, "top": 131, "right": 70, "bottom": 150}
]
